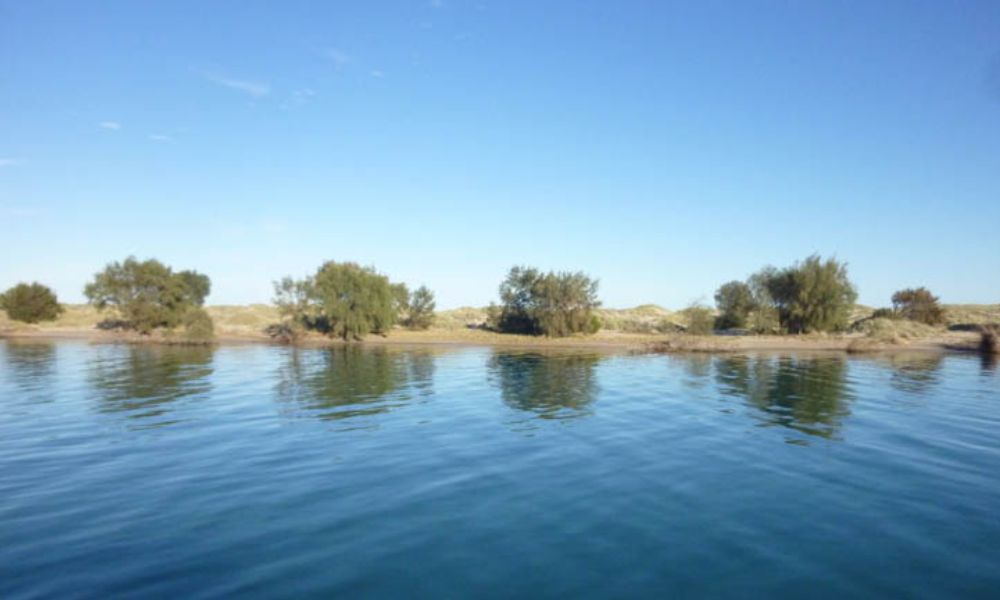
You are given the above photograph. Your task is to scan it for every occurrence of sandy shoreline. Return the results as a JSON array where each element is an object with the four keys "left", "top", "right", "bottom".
[{"left": 0, "top": 325, "right": 982, "bottom": 355}]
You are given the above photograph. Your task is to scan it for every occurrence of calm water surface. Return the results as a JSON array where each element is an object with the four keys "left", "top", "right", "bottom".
[{"left": 1, "top": 340, "right": 999, "bottom": 598}]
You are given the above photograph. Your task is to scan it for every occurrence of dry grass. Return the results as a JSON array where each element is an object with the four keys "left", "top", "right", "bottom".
[
  {"left": 850, "top": 317, "right": 941, "bottom": 343},
  {"left": 204, "top": 304, "right": 280, "bottom": 336},
  {"left": 941, "top": 304, "right": 1000, "bottom": 327}
]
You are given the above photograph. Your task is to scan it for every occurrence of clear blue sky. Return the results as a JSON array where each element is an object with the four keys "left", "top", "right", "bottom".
[{"left": 2, "top": 1, "right": 999, "bottom": 308}]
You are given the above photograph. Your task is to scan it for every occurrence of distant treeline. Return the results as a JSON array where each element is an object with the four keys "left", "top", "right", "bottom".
[{"left": 0, "top": 254, "right": 956, "bottom": 342}]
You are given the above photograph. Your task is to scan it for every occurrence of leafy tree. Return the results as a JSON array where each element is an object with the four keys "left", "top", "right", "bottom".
[
  {"left": 747, "top": 266, "right": 782, "bottom": 333},
  {"left": 496, "top": 266, "right": 543, "bottom": 334},
  {"left": 311, "top": 262, "right": 396, "bottom": 340},
  {"left": 891, "top": 287, "right": 945, "bottom": 325},
  {"left": 493, "top": 266, "right": 601, "bottom": 337},
  {"left": 714, "top": 280, "right": 755, "bottom": 329},
  {"left": 391, "top": 282, "right": 410, "bottom": 317},
  {"left": 176, "top": 271, "right": 211, "bottom": 306},
  {"left": 84, "top": 257, "right": 212, "bottom": 334},
  {"left": 273, "top": 276, "right": 313, "bottom": 324},
  {"left": 274, "top": 262, "right": 399, "bottom": 341},
  {"left": 763, "top": 255, "right": 857, "bottom": 333},
  {"left": 404, "top": 285, "right": 436, "bottom": 330},
  {"left": 0, "top": 282, "right": 64, "bottom": 323}
]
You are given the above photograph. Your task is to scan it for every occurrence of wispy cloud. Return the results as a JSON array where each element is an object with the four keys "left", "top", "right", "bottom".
[
  {"left": 99, "top": 121, "right": 121, "bottom": 131},
  {"left": 323, "top": 47, "right": 352, "bottom": 70},
  {"left": 429, "top": 0, "right": 444, "bottom": 8},
  {"left": 0, "top": 158, "right": 24, "bottom": 167},
  {"left": 204, "top": 73, "right": 270, "bottom": 97},
  {"left": 370, "top": 69, "right": 384, "bottom": 78},
  {"left": 148, "top": 134, "right": 172, "bottom": 142}
]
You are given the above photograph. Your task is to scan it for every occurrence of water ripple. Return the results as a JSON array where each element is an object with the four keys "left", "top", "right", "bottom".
[{"left": 1, "top": 341, "right": 999, "bottom": 598}]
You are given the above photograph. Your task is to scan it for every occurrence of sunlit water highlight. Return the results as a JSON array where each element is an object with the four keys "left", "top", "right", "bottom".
[{"left": 1, "top": 340, "right": 998, "bottom": 598}]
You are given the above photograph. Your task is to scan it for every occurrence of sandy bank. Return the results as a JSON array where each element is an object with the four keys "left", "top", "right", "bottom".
[{"left": 0, "top": 324, "right": 981, "bottom": 355}]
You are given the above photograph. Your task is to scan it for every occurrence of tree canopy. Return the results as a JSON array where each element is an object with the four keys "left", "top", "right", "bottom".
[
  {"left": 891, "top": 287, "right": 945, "bottom": 325},
  {"left": 83, "top": 257, "right": 212, "bottom": 333},
  {"left": 490, "top": 266, "right": 601, "bottom": 337},
  {"left": 759, "top": 255, "right": 857, "bottom": 333},
  {"left": 714, "top": 280, "right": 755, "bottom": 329},
  {"left": 0, "top": 282, "right": 63, "bottom": 323},
  {"left": 274, "top": 261, "right": 427, "bottom": 340}
]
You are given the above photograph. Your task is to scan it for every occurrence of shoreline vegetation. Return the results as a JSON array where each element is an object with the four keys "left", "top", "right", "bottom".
[
  {"left": 1, "top": 302, "right": 994, "bottom": 355},
  {"left": 1, "top": 255, "right": 997, "bottom": 355}
]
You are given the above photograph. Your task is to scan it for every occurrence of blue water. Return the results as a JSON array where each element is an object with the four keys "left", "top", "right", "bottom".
[{"left": 1, "top": 341, "right": 999, "bottom": 598}]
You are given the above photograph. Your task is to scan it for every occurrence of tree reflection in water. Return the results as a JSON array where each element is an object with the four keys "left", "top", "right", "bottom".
[
  {"left": 88, "top": 344, "right": 214, "bottom": 427},
  {"left": 714, "top": 355, "right": 853, "bottom": 441},
  {"left": 981, "top": 353, "right": 997, "bottom": 375},
  {"left": 275, "top": 346, "right": 435, "bottom": 422},
  {"left": 884, "top": 353, "right": 944, "bottom": 395},
  {"left": 2, "top": 342, "right": 58, "bottom": 400},
  {"left": 488, "top": 351, "right": 601, "bottom": 423}
]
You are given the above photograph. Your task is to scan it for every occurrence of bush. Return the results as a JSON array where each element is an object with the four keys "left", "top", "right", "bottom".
[
  {"left": 714, "top": 280, "right": 755, "bottom": 329},
  {"left": 0, "top": 282, "right": 64, "bottom": 323},
  {"left": 403, "top": 285, "right": 436, "bottom": 330},
  {"left": 492, "top": 266, "right": 601, "bottom": 337},
  {"left": 681, "top": 303, "right": 715, "bottom": 335},
  {"left": 891, "top": 287, "right": 945, "bottom": 326},
  {"left": 84, "top": 257, "right": 212, "bottom": 334},
  {"left": 274, "top": 261, "right": 408, "bottom": 341},
  {"left": 757, "top": 255, "right": 857, "bottom": 333},
  {"left": 182, "top": 307, "right": 215, "bottom": 342}
]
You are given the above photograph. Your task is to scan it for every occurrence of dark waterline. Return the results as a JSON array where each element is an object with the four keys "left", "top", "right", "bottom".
[{"left": 1, "top": 341, "right": 998, "bottom": 598}]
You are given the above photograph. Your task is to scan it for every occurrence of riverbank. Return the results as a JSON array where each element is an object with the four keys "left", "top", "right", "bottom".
[
  {"left": 0, "top": 322, "right": 983, "bottom": 354},
  {"left": 1, "top": 303, "right": 993, "bottom": 354}
]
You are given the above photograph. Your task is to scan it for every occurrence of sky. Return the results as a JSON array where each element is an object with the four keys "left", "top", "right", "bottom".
[{"left": 2, "top": 0, "right": 999, "bottom": 309}]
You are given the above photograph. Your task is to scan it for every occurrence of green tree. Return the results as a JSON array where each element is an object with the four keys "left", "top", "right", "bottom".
[
  {"left": 747, "top": 267, "right": 782, "bottom": 333},
  {"left": 312, "top": 262, "right": 396, "bottom": 340},
  {"left": 83, "top": 257, "right": 212, "bottom": 334},
  {"left": 714, "top": 280, "right": 755, "bottom": 329},
  {"left": 176, "top": 270, "right": 211, "bottom": 306},
  {"left": 390, "top": 282, "right": 410, "bottom": 317},
  {"left": 274, "top": 262, "right": 398, "bottom": 341},
  {"left": 404, "top": 285, "right": 436, "bottom": 330},
  {"left": 764, "top": 255, "right": 857, "bottom": 333},
  {"left": 0, "top": 282, "right": 64, "bottom": 323},
  {"left": 493, "top": 266, "right": 601, "bottom": 337},
  {"left": 496, "top": 266, "right": 543, "bottom": 334},
  {"left": 891, "top": 287, "right": 945, "bottom": 325}
]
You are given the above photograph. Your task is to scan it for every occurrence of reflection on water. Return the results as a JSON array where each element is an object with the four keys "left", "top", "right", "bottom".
[
  {"left": 88, "top": 344, "right": 214, "bottom": 426},
  {"left": 885, "top": 353, "right": 944, "bottom": 394},
  {"left": 715, "top": 355, "right": 853, "bottom": 440},
  {"left": 489, "top": 352, "right": 601, "bottom": 422},
  {"left": 982, "top": 353, "right": 998, "bottom": 375},
  {"left": 275, "top": 346, "right": 435, "bottom": 422},
  {"left": 1, "top": 342, "right": 58, "bottom": 398},
  {"left": 2, "top": 341, "right": 1000, "bottom": 598},
  {"left": 679, "top": 354, "right": 713, "bottom": 387}
]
